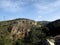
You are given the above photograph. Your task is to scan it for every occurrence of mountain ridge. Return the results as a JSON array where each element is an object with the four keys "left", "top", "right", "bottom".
[{"left": 0, "top": 18, "right": 60, "bottom": 45}]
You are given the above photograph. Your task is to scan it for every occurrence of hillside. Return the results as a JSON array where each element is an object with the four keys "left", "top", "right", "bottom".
[
  {"left": 46, "top": 19, "right": 60, "bottom": 36},
  {"left": 0, "top": 18, "right": 60, "bottom": 45},
  {"left": 37, "top": 21, "right": 50, "bottom": 26},
  {"left": 0, "top": 18, "right": 43, "bottom": 45}
]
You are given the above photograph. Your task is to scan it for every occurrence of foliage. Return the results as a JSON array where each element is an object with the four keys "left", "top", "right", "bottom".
[
  {"left": 0, "top": 19, "right": 60, "bottom": 45},
  {"left": 46, "top": 19, "right": 60, "bottom": 36}
]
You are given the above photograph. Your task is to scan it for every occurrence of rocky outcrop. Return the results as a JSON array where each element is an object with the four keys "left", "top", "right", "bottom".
[
  {"left": 42, "top": 35, "right": 60, "bottom": 45},
  {"left": 54, "top": 35, "right": 60, "bottom": 45},
  {"left": 8, "top": 19, "right": 38, "bottom": 40}
]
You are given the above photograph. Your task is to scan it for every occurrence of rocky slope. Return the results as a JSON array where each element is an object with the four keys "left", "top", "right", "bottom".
[
  {"left": 0, "top": 18, "right": 60, "bottom": 45},
  {"left": 0, "top": 18, "right": 40, "bottom": 41}
]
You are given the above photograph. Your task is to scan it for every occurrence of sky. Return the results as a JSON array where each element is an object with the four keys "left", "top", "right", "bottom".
[{"left": 0, "top": 0, "right": 60, "bottom": 21}]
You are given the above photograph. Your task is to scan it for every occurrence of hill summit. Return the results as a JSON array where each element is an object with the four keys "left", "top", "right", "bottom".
[{"left": 0, "top": 18, "right": 60, "bottom": 45}]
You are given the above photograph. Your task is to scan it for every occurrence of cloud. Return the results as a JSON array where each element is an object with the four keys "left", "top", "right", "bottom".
[
  {"left": 0, "top": 0, "right": 37, "bottom": 12},
  {"left": 35, "top": 15, "right": 42, "bottom": 21},
  {"left": 0, "top": 0, "right": 60, "bottom": 13},
  {"left": 0, "top": 0, "right": 18, "bottom": 12},
  {"left": 0, "top": 0, "right": 60, "bottom": 21},
  {"left": 34, "top": 0, "right": 60, "bottom": 15},
  {"left": 50, "top": 11, "right": 60, "bottom": 21},
  {"left": 32, "top": 0, "right": 60, "bottom": 21},
  {"left": 0, "top": 0, "right": 29, "bottom": 12},
  {"left": 0, "top": 0, "right": 51, "bottom": 13}
]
